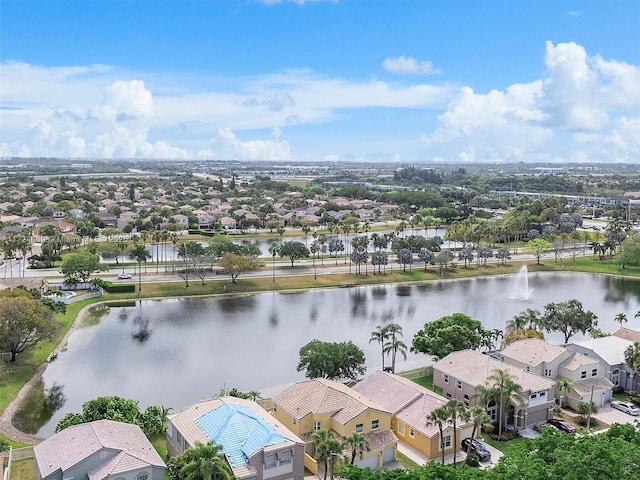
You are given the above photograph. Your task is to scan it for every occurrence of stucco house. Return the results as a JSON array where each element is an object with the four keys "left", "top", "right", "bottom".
[
  {"left": 433, "top": 350, "right": 556, "bottom": 429},
  {"left": 33, "top": 419, "right": 166, "bottom": 480},
  {"left": 167, "top": 397, "right": 305, "bottom": 480},
  {"left": 352, "top": 370, "right": 473, "bottom": 461},
  {"left": 272, "top": 378, "right": 398, "bottom": 472},
  {"left": 499, "top": 339, "right": 613, "bottom": 408},
  {"left": 567, "top": 335, "right": 636, "bottom": 392}
]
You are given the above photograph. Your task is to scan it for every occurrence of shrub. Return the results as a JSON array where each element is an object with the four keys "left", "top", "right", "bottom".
[{"left": 103, "top": 281, "right": 135, "bottom": 293}]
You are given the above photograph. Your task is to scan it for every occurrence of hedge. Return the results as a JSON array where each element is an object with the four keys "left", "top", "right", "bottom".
[{"left": 103, "top": 281, "right": 136, "bottom": 293}]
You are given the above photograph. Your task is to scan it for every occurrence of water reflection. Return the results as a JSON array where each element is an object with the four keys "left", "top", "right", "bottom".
[
  {"left": 32, "top": 272, "right": 640, "bottom": 438},
  {"left": 13, "top": 381, "right": 66, "bottom": 434}
]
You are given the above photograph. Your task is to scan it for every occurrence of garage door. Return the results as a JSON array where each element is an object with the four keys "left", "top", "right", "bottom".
[
  {"left": 383, "top": 447, "right": 395, "bottom": 464},
  {"left": 355, "top": 453, "right": 379, "bottom": 469}
]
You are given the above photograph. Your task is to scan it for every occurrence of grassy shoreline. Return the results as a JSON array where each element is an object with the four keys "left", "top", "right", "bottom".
[{"left": 2, "top": 255, "right": 638, "bottom": 446}]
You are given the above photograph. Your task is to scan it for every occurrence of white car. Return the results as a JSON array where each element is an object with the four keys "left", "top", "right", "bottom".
[
  {"left": 117, "top": 273, "right": 132, "bottom": 280},
  {"left": 611, "top": 401, "right": 640, "bottom": 416}
]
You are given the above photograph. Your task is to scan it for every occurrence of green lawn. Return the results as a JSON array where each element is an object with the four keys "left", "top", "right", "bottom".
[
  {"left": 411, "top": 375, "right": 444, "bottom": 396},
  {"left": 6, "top": 457, "right": 36, "bottom": 480}
]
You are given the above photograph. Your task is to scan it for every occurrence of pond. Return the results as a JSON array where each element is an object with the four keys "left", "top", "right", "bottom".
[{"left": 17, "top": 271, "right": 640, "bottom": 437}]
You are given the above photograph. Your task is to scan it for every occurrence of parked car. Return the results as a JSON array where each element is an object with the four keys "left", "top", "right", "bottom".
[
  {"left": 547, "top": 418, "right": 577, "bottom": 433},
  {"left": 461, "top": 437, "right": 491, "bottom": 461},
  {"left": 117, "top": 273, "right": 132, "bottom": 280},
  {"left": 611, "top": 400, "right": 640, "bottom": 416}
]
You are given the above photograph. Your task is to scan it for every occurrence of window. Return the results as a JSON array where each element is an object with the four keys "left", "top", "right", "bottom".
[
  {"left": 314, "top": 421, "right": 321, "bottom": 431},
  {"left": 409, "top": 428, "right": 415, "bottom": 439},
  {"left": 456, "top": 380, "right": 462, "bottom": 390},
  {"left": 445, "top": 392, "right": 452, "bottom": 399},
  {"left": 443, "top": 374, "right": 449, "bottom": 384},
  {"left": 531, "top": 392, "right": 537, "bottom": 399},
  {"left": 544, "top": 369, "right": 552, "bottom": 377},
  {"left": 398, "top": 422, "right": 405, "bottom": 435},
  {"left": 581, "top": 370, "right": 587, "bottom": 379},
  {"left": 266, "top": 454, "right": 277, "bottom": 468},
  {"left": 592, "top": 368, "right": 598, "bottom": 377},
  {"left": 280, "top": 450, "right": 292, "bottom": 465},
  {"left": 442, "top": 435, "right": 451, "bottom": 449},
  {"left": 371, "top": 419, "right": 379, "bottom": 430},
  {"left": 539, "top": 391, "right": 546, "bottom": 398},
  {"left": 137, "top": 475, "right": 148, "bottom": 480},
  {"left": 463, "top": 394, "right": 470, "bottom": 406},
  {"left": 355, "top": 423, "right": 364, "bottom": 433}
]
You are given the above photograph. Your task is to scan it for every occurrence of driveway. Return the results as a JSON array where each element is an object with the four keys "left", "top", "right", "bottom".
[{"left": 593, "top": 403, "right": 640, "bottom": 426}]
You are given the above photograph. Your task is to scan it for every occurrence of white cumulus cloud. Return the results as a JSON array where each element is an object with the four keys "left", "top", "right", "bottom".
[
  {"left": 382, "top": 56, "right": 442, "bottom": 75},
  {"left": 211, "top": 128, "right": 292, "bottom": 161}
]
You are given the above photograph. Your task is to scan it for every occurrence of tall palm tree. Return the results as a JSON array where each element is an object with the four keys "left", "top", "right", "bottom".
[
  {"left": 466, "top": 406, "right": 493, "bottom": 456},
  {"left": 615, "top": 313, "right": 628, "bottom": 329},
  {"left": 445, "top": 399, "right": 470, "bottom": 469},
  {"left": 129, "top": 243, "right": 151, "bottom": 293},
  {"left": 169, "top": 441, "right": 233, "bottom": 480},
  {"left": 383, "top": 324, "right": 407, "bottom": 374},
  {"left": 480, "top": 369, "right": 523, "bottom": 440},
  {"left": 268, "top": 242, "right": 279, "bottom": 282},
  {"left": 624, "top": 342, "right": 640, "bottom": 392},
  {"left": 369, "top": 325, "right": 389, "bottom": 371},
  {"left": 342, "top": 432, "right": 370, "bottom": 464},
  {"left": 312, "top": 429, "right": 342, "bottom": 480},
  {"left": 556, "top": 378, "right": 573, "bottom": 408},
  {"left": 426, "top": 405, "right": 451, "bottom": 464}
]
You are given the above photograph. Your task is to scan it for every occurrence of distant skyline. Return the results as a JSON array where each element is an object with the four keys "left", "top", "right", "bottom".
[{"left": 1, "top": 0, "right": 639, "bottom": 163}]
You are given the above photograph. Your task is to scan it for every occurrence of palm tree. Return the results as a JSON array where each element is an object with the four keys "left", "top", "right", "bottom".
[
  {"left": 615, "top": 313, "right": 628, "bottom": 329},
  {"left": 168, "top": 441, "right": 233, "bottom": 480},
  {"left": 342, "top": 432, "right": 370, "bottom": 464},
  {"left": 506, "top": 313, "right": 527, "bottom": 333},
  {"left": 129, "top": 243, "right": 151, "bottom": 293},
  {"left": 302, "top": 224, "right": 311, "bottom": 247},
  {"left": 247, "top": 390, "right": 262, "bottom": 401},
  {"left": 624, "top": 342, "right": 640, "bottom": 392},
  {"left": 268, "top": 242, "right": 279, "bottom": 282},
  {"left": 476, "top": 369, "right": 522, "bottom": 440},
  {"left": 312, "top": 429, "right": 342, "bottom": 480},
  {"left": 445, "top": 399, "right": 469, "bottom": 468},
  {"left": 383, "top": 323, "right": 407, "bottom": 374},
  {"left": 426, "top": 405, "right": 451, "bottom": 464},
  {"left": 466, "top": 406, "right": 493, "bottom": 456},
  {"left": 369, "top": 325, "right": 389, "bottom": 371},
  {"left": 556, "top": 378, "right": 573, "bottom": 408}
]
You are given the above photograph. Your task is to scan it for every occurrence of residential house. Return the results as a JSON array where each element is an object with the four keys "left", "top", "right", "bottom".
[
  {"left": 117, "top": 211, "right": 139, "bottom": 230},
  {"left": 170, "top": 214, "right": 190, "bottom": 229},
  {"left": 167, "top": 397, "right": 305, "bottom": 480},
  {"left": 272, "top": 378, "right": 398, "bottom": 472},
  {"left": 433, "top": 349, "right": 556, "bottom": 428},
  {"left": 499, "top": 339, "right": 613, "bottom": 408},
  {"left": 567, "top": 335, "right": 636, "bottom": 392},
  {"left": 220, "top": 216, "right": 237, "bottom": 230},
  {"left": 352, "top": 370, "right": 473, "bottom": 461},
  {"left": 33, "top": 419, "right": 166, "bottom": 480},
  {"left": 193, "top": 209, "right": 215, "bottom": 229}
]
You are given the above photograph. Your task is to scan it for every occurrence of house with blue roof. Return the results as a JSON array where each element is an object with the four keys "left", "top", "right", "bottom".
[{"left": 167, "top": 397, "right": 305, "bottom": 480}]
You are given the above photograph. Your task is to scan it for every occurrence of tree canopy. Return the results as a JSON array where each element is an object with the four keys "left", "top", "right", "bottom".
[
  {"left": 411, "top": 313, "right": 487, "bottom": 360},
  {"left": 55, "top": 395, "right": 167, "bottom": 436},
  {"left": 540, "top": 299, "right": 598, "bottom": 344},
  {"left": 60, "top": 251, "right": 108, "bottom": 284},
  {"left": 279, "top": 241, "right": 310, "bottom": 267},
  {"left": 297, "top": 339, "right": 366, "bottom": 381},
  {"left": 168, "top": 441, "right": 234, "bottom": 480},
  {"left": 0, "top": 288, "right": 57, "bottom": 362},
  {"left": 217, "top": 253, "right": 260, "bottom": 283}
]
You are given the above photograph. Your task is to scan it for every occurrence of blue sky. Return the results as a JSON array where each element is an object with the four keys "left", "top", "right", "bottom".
[{"left": 1, "top": 0, "right": 639, "bottom": 163}]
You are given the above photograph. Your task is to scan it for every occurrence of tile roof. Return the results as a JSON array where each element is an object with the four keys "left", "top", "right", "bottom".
[
  {"left": 568, "top": 336, "right": 634, "bottom": 366},
  {"left": 273, "top": 378, "right": 390, "bottom": 424},
  {"left": 34, "top": 420, "right": 165, "bottom": 479},
  {"left": 196, "top": 403, "right": 286, "bottom": 467},
  {"left": 353, "top": 371, "right": 468, "bottom": 438},
  {"left": 170, "top": 397, "right": 303, "bottom": 471},
  {"left": 433, "top": 350, "right": 555, "bottom": 393},
  {"left": 572, "top": 377, "right": 614, "bottom": 395},
  {"left": 559, "top": 351, "right": 599, "bottom": 371},
  {"left": 500, "top": 339, "right": 568, "bottom": 366},
  {"left": 613, "top": 327, "right": 640, "bottom": 343}
]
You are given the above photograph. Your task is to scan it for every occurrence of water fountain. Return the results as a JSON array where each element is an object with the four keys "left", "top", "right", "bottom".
[{"left": 510, "top": 265, "right": 533, "bottom": 300}]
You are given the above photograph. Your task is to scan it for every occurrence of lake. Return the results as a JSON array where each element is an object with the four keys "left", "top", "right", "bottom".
[{"left": 19, "top": 271, "right": 640, "bottom": 437}]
